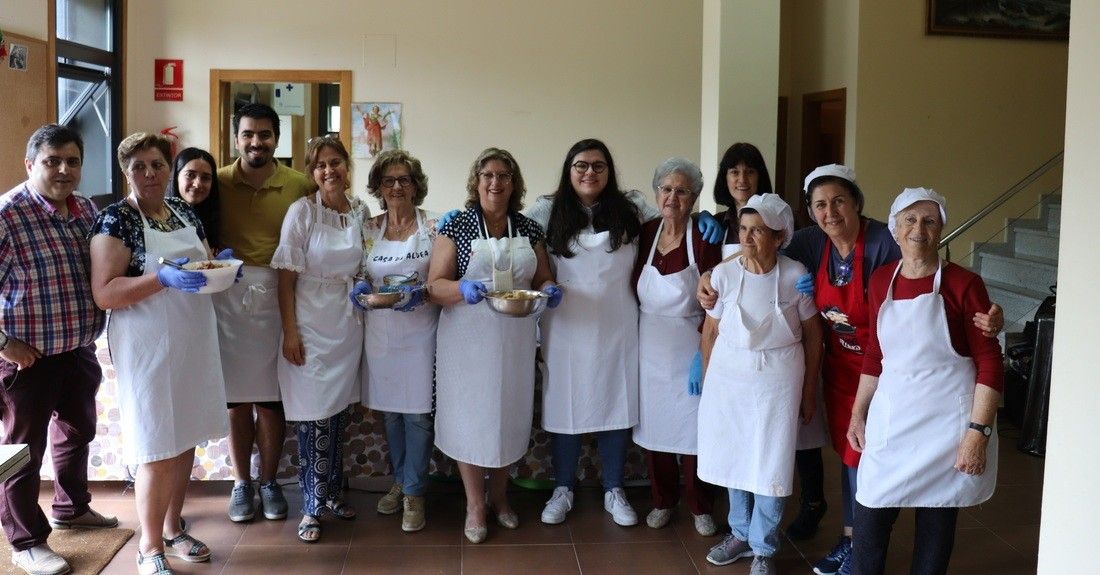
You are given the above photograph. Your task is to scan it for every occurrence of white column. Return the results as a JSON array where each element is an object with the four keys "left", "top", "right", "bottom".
[
  {"left": 700, "top": 0, "right": 781, "bottom": 212},
  {"left": 1038, "top": 2, "right": 1100, "bottom": 572}
]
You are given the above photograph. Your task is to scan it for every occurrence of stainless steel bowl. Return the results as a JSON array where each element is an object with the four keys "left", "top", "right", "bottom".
[
  {"left": 359, "top": 290, "right": 403, "bottom": 309},
  {"left": 484, "top": 290, "right": 548, "bottom": 318}
]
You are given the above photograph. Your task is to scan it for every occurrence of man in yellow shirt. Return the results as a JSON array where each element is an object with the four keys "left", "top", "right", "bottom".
[{"left": 213, "top": 103, "right": 314, "bottom": 524}]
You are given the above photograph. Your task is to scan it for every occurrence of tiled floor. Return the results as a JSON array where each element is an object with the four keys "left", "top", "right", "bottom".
[{"left": 48, "top": 426, "right": 1041, "bottom": 574}]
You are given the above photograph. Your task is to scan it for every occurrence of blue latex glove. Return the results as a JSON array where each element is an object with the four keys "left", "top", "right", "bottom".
[
  {"left": 795, "top": 272, "right": 814, "bottom": 297},
  {"left": 437, "top": 209, "right": 461, "bottom": 231},
  {"left": 696, "top": 210, "right": 724, "bottom": 245},
  {"left": 157, "top": 257, "right": 207, "bottom": 293},
  {"left": 459, "top": 279, "right": 487, "bottom": 305},
  {"left": 542, "top": 284, "right": 563, "bottom": 309},
  {"left": 394, "top": 284, "right": 426, "bottom": 312},
  {"left": 688, "top": 351, "right": 703, "bottom": 396},
  {"left": 214, "top": 248, "right": 243, "bottom": 281},
  {"left": 349, "top": 281, "right": 372, "bottom": 311}
]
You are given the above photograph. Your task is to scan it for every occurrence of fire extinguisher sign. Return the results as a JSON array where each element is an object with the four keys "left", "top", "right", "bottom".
[{"left": 154, "top": 59, "right": 184, "bottom": 102}]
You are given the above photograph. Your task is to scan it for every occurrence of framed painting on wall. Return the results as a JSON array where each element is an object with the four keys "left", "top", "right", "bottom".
[
  {"left": 352, "top": 102, "right": 403, "bottom": 159},
  {"left": 927, "top": 0, "right": 1069, "bottom": 40}
]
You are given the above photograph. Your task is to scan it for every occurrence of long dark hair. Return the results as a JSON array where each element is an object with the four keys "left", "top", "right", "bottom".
[
  {"left": 712, "top": 142, "right": 772, "bottom": 209},
  {"left": 168, "top": 147, "right": 221, "bottom": 249},
  {"left": 545, "top": 139, "right": 640, "bottom": 257}
]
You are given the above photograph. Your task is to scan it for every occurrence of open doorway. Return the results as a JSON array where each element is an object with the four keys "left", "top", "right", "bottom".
[{"left": 798, "top": 88, "right": 846, "bottom": 227}]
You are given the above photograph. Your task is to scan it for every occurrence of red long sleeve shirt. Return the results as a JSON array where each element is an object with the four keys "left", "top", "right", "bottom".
[{"left": 862, "top": 262, "right": 1004, "bottom": 392}]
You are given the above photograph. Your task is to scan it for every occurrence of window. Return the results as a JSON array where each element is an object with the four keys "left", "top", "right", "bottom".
[{"left": 53, "top": 0, "right": 123, "bottom": 207}]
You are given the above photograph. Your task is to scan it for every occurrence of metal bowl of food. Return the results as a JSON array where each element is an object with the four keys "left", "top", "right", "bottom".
[
  {"left": 484, "top": 289, "right": 548, "bottom": 318},
  {"left": 355, "top": 285, "right": 401, "bottom": 310}
]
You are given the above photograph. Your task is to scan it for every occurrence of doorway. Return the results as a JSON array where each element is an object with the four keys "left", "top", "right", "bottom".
[{"left": 799, "top": 88, "right": 846, "bottom": 226}]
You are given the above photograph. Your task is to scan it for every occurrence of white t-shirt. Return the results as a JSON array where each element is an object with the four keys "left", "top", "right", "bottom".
[
  {"left": 523, "top": 189, "right": 660, "bottom": 231},
  {"left": 707, "top": 254, "right": 817, "bottom": 339}
]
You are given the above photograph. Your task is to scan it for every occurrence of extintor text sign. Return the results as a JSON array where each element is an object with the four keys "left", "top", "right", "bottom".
[{"left": 154, "top": 59, "right": 184, "bottom": 101}]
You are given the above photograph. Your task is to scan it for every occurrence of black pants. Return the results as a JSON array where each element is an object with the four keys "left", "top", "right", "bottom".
[
  {"left": 795, "top": 447, "right": 825, "bottom": 503},
  {"left": 853, "top": 502, "right": 959, "bottom": 575}
]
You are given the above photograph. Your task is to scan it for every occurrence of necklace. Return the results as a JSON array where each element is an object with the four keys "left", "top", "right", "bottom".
[
  {"left": 657, "top": 231, "right": 681, "bottom": 254},
  {"left": 129, "top": 196, "right": 167, "bottom": 221}
]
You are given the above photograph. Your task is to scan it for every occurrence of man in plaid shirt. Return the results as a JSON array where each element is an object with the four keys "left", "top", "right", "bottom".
[{"left": 0, "top": 125, "right": 117, "bottom": 575}]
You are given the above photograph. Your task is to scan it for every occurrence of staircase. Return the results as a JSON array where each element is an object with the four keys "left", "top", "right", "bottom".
[{"left": 972, "top": 194, "right": 1060, "bottom": 333}]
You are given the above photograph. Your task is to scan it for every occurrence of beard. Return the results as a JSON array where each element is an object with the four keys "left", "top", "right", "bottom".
[{"left": 243, "top": 147, "right": 272, "bottom": 169}]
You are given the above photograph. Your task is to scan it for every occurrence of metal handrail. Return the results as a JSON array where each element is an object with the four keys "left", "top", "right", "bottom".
[{"left": 940, "top": 151, "right": 1064, "bottom": 261}]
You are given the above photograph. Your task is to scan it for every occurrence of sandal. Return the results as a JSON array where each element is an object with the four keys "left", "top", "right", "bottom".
[
  {"left": 162, "top": 532, "right": 211, "bottom": 563},
  {"left": 327, "top": 499, "right": 358, "bottom": 521},
  {"left": 298, "top": 515, "right": 321, "bottom": 543},
  {"left": 136, "top": 550, "right": 174, "bottom": 575}
]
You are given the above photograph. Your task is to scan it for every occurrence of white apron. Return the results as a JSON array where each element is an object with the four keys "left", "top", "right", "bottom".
[
  {"left": 856, "top": 263, "right": 998, "bottom": 508},
  {"left": 362, "top": 210, "right": 438, "bottom": 414},
  {"left": 109, "top": 203, "right": 228, "bottom": 464},
  {"left": 724, "top": 236, "right": 827, "bottom": 450},
  {"left": 213, "top": 263, "right": 281, "bottom": 402},
  {"left": 541, "top": 229, "right": 639, "bottom": 434},
  {"left": 276, "top": 195, "right": 363, "bottom": 421},
  {"left": 633, "top": 221, "right": 703, "bottom": 454},
  {"left": 697, "top": 257, "right": 804, "bottom": 496},
  {"left": 435, "top": 214, "right": 538, "bottom": 467}
]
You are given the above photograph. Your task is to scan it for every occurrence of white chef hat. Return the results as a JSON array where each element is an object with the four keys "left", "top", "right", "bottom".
[
  {"left": 738, "top": 193, "right": 795, "bottom": 249},
  {"left": 802, "top": 164, "right": 863, "bottom": 222},
  {"left": 887, "top": 187, "right": 948, "bottom": 239}
]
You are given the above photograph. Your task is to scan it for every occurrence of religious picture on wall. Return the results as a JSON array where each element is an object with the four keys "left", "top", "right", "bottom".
[
  {"left": 352, "top": 102, "right": 402, "bottom": 159},
  {"left": 7, "top": 43, "right": 27, "bottom": 71}
]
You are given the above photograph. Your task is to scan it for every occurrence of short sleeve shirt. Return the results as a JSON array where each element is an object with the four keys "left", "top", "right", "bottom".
[
  {"left": 217, "top": 159, "right": 315, "bottom": 266},
  {"left": 439, "top": 207, "right": 545, "bottom": 278},
  {"left": 89, "top": 197, "right": 205, "bottom": 277}
]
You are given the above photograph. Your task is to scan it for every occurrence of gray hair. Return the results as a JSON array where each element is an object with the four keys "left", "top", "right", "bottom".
[{"left": 652, "top": 157, "right": 704, "bottom": 198}]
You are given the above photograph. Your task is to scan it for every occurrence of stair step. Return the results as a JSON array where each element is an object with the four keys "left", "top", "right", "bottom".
[
  {"left": 1045, "top": 202, "right": 1060, "bottom": 231},
  {"left": 985, "top": 282, "right": 1046, "bottom": 332},
  {"left": 1012, "top": 226, "right": 1060, "bottom": 261},
  {"left": 975, "top": 251, "right": 1057, "bottom": 293}
]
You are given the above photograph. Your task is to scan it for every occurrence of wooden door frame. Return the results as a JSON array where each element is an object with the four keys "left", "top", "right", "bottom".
[
  {"left": 799, "top": 87, "right": 847, "bottom": 179},
  {"left": 209, "top": 69, "right": 353, "bottom": 166}
]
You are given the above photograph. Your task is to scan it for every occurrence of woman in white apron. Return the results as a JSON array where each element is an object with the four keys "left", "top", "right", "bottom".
[
  {"left": 270, "top": 138, "right": 365, "bottom": 544},
  {"left": 428, "top": 148, "right": 560, "bottom": 544},
  {"left": 632, "top": 159, "right": 724, "bottom": 537},
  {"left": 348, "top": 150, "right": 439, "bottom": 533},
  {"left": 90, "top": 133, "right": 229, "bottom": 574},
  {"left": 701, "top": 144, "right": 832, "bottom": 543},
  {"left": 697, "top": 194, "right": 822, "bottom": 575},
  {"left": 847, "top": 189, "right": 1002, "bottom": 575}
]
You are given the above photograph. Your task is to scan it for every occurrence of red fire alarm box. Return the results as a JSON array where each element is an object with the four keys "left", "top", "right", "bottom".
[{"left": 154, "top": 59, "right": 184, "bottom": 101}]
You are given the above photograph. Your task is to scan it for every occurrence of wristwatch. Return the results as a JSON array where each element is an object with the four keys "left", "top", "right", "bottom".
[{"left": 968, "top": 422, "right": 993, "bottom": 437}]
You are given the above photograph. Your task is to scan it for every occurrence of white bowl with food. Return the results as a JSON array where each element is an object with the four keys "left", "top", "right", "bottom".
[
  {"left": 181, "top": 258, "right": 243, "bottom": 294},
  {"left": 484, "top": 289, "right": 548, "bottom": 318}
]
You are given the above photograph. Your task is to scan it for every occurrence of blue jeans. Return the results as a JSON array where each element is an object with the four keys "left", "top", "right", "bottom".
[
  {"left": 727, "top": 488, "right": 786, "bottom": 557},
  {"left": 550, "top": 428, "right": 630, "bottom": 491},
  {"left": 382, "top": 411, "right": 433, "bottom": 497},
  {"left": 841, "top": 463, "right": 859, "bottom": 527}
]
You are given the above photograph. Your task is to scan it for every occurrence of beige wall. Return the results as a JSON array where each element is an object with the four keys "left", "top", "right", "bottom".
[
  {"left": 779, "top": 0, "right": 860, "bottom": 205},
  {"left": 1039, "top": 2, "right": 1100, "bottom": 571},
  {"left": 700, "top": 0, "right": 780, "bottom": 213},
  {"left": 0, "top": 0, "right": 47, "bottom": 40},
  {"left": 124, "top": 0, "right": 703, "bottom": 213},
  {"left": 854, "top": 0, "right": 1067, "bottom": 261}
]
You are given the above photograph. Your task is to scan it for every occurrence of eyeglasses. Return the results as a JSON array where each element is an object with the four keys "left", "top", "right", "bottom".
[
  {"left": 128, "top": 160, "right": 169, "bottom": 175},
  {"left": 571, "top": 161, "right": 608, "bottom": 174},
  {"left": 478, "top": 171, "right": 513, "bottom": 183},
  {"left": 381, "top": 176, "right": 414, "bottom": 189},
  {"left": 832, "top": 261, "right": 852, "bottom": 287},
  {"left": 656, "top": 186, "right": 693, "bottom": 198}
]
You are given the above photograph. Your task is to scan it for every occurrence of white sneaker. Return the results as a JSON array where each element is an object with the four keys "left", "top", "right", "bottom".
[
  {"left": 12, "top": 544, "right": 70, "bottom": 575},
  {"left": 540, "top": 486, "right": 573, "bottom": 524},
  {"left": 646, "top": 507, "right": 673, "bottom": 528},
  {"left": 693, "top": 513, "right": 718, "bottom": 536},
  {"left": 603, "top": 487, "right": 638, "bottom": 526}
]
